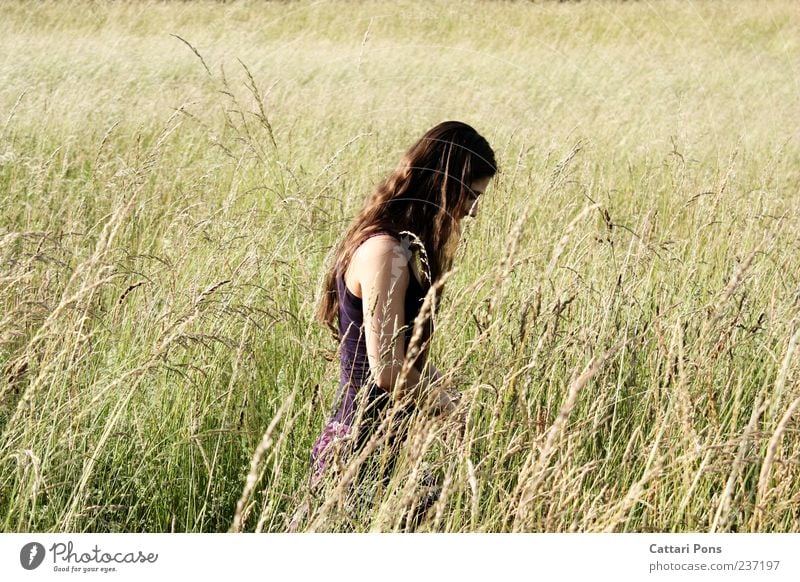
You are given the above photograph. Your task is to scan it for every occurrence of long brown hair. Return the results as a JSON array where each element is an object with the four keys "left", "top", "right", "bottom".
[{"left": 315, "top": 120, "right": 497, "bottom": 341}]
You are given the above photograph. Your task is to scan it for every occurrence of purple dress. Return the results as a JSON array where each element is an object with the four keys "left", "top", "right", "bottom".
[{"left": 309, "top": 230, "right": 430, "bottom": 488}]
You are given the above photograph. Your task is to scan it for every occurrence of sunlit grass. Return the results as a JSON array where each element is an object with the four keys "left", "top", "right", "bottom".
[{"left": 1, "top": 0, "right": 799, "bottom": 532}]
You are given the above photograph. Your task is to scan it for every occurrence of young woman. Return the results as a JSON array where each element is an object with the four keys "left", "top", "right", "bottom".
[{"left": 311, "top": 120, "right": 497, "bottom": 508}]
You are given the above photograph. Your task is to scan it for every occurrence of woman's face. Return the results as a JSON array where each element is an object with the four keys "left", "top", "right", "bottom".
[{"left": 462, "top": 176, "right": 491, "bottom": 220}]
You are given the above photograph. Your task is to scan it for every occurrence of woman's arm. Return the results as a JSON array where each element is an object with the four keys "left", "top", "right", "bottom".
[
  {"left": 356, "top": 235, "right": 450, "bottom": 411},
  {"left": 421, "top": 361, "right": 443, "bottom": 384}
]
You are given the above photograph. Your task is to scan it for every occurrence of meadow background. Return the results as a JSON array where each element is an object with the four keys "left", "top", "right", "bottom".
[{"left": 1, "top": 0, "right": 799, "bottom": 532}]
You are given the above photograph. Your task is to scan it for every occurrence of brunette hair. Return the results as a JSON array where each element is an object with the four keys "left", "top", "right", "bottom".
[{"left": 315, "top": 120, "right": 497, "bottom": 341}]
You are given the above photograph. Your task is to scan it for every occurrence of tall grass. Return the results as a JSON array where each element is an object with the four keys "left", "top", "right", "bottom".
[{"left": 1, "top": 0, "right": 799, "bottom": 532}]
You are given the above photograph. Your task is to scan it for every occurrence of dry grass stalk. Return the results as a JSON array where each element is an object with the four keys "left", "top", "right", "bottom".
[
  {"left": 512, "top": 343, "right": 621, "bottom": 531},
  {"left": 231, "top": 387, "right": 297, "bottom": 532},
  {"left": 710, "top": 395, "right": 767, "bottom": 532},
  {"left": 752, "top": 395, "right": 800, "bottom": 531}
]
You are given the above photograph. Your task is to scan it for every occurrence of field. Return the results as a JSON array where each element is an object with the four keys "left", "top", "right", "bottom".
[{"left": 1, "top": 0, "right": 799, "bottom": 532}]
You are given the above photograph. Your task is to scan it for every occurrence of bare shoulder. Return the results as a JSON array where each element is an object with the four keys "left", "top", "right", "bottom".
[
  {"left": 355, "top": 233, "right": 403, "bottom": 260},
  {"left": 351, "top": 234, "right": 410, "bottom": 292}
]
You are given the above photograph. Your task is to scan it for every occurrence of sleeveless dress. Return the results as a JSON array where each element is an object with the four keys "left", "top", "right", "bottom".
[{"left": 309, "top": 230, "right": 431, "bottom": 488}]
